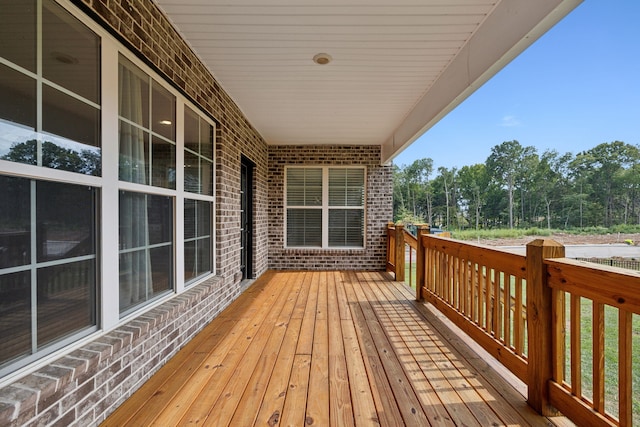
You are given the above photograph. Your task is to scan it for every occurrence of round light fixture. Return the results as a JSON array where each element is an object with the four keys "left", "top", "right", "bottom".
[{"left": 313, "top": 53, "right": 332, "bottom": 65}]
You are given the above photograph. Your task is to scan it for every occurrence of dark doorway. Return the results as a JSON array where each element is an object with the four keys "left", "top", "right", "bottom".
[{"left": 240, "top": 156, "right": 254, "bottom": 280}]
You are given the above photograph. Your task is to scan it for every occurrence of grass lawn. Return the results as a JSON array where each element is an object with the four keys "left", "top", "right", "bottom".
[{"left": 567, "top": 299, "right": 640, "bottom": 423}]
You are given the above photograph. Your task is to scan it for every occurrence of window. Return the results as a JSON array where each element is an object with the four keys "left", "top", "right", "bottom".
[
  {"left": 118, "top": 55, "right": 176, "bottom": 189},
  {"left": 286, "top": 167, "right": 365, "bottom": 248},
  {"left": 0, "top": 0, "right": 100, "bottom": 375},
  {"left": 0, "top": 0, "right": 217, "bottom": 375},
  {"left": 117, "top": 55, "right": 179, "bottom": 313},
  {"left": 0, "top": 176, "right": 98, "bottom": 372},
  {"left": 184, "top": 106, "right": 214, "bottom": 284},
  {"left": 0, "top": 0, "right": 101, "bottom": 176},
  {"left": 184, "top": 200, "right": 212, "bottom": 283},
  {"left": 184, "top": 106, "right": 213, "bottom": 196},
  {"left": 118, "top": 191, "right": 173, "bottom": 314}
]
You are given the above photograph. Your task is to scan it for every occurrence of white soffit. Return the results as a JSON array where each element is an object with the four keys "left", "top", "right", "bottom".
[{"left": 155, "top": 0, "right": 582, "bottom": 164}]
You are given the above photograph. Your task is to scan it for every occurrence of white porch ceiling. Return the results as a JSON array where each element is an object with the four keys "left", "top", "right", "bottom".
[{"left": 155, "top": 0, "right": 582, "bottom": 164}]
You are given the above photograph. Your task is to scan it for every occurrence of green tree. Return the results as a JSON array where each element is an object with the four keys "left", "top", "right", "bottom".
[
  {"left": 486, "top": 140, "right": 535, "bottom": 229},
  {"left": 571, "top": 141, "right": 640, "bottom": 226},
  {"left": 392, "top": 158, "right": 434, "bottom": 223},
  {"left": 457, "top": 164, "right": 489, "bottom": 230},
  {"left": 1, "top": 140, "right": 101, "bottom": 176},
  {"left": 437, "top": 166, "right": 457, "bottom": 229},
  {"left": 532, "top": 150, "right": 572, "bottom": 229}
]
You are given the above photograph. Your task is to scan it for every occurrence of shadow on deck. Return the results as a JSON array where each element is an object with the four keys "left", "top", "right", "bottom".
[{"left": 102, "top": 270, "right": 571, "bottom": 426}]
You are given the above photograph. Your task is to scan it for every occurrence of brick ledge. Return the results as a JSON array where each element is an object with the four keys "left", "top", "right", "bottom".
[{"left": 0, "top": 275, "right": 224, "bottom": 426}]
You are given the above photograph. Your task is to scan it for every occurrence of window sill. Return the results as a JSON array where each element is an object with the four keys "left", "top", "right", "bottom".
[{"left": 283, "top": 247, "right": 366, "bottom": 253}]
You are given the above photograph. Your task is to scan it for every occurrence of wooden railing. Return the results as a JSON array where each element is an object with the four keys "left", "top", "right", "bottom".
[
  {"left": 386, "top": 223, "right": 419, "bottom": 289},
  {"left": 385, "top": 224, "right": 640, "bottom": 426},
  {"left": 545, "top": 258, "right": 640, "bottom": 426},
  {"left": 423, "top": 232, "right": 530, "bottom": 381}
]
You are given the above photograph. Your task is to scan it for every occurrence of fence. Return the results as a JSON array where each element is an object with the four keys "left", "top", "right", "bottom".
[{"left": 386, "top": 224, "right": 640, "bottom": 426}]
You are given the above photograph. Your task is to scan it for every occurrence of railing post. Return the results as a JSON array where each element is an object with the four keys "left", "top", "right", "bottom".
[
  {"left": 415, "top": 225, "right": 429, "bottom": 301},
  {"left": 394, "top": 224, "right": 405, "bottom": 282},
  {"left": 386, "top": 222, "right": 395, "bottom": 273},
  {"left": 526, "top": 239, "right": 564, "bottom": 416}
]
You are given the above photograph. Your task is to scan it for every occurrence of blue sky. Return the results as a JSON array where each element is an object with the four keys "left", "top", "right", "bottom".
[{"left": 393, "top": 1, "right": 640, "bottom": 170}]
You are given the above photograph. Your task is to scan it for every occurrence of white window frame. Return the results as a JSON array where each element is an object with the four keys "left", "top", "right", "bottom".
[
  {"left": 284, "top": 165, "right": 366, "bottom": 249},
  {"left": 113, "top": 50, "right": 217, "bottom": 318},
  {"left": 0, "top": 0, "right": 217, "bottom": 381}
]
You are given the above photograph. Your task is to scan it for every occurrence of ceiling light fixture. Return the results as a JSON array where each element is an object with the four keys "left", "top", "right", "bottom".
[{"left": 313, "top": 53, "right": 332, "bottom": 65}]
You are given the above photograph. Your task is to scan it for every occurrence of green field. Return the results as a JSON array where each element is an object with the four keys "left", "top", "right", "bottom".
[
  {"left": 446, "top": 225, "right": 640, "bottom": 241},
  {"left": 568, "top": 300, "right": 640, "bottom": 423}
]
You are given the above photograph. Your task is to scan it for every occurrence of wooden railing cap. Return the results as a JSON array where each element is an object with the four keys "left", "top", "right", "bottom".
[{"left": 525, "top": 239, "right": 564, "bottom": 248}]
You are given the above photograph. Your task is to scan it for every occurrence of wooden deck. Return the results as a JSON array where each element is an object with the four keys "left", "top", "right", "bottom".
[{"left": 103, "top": 271, "right": 567, "bottom": 426}]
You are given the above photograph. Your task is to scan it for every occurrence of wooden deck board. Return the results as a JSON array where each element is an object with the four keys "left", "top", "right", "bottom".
[{"left": 103, "top": 270, "right": 568, "bottom": 427}]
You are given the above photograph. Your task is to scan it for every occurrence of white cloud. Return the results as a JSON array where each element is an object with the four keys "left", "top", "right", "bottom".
[{"left": 500, "top": 115, "right": 521, "bottom": 127}]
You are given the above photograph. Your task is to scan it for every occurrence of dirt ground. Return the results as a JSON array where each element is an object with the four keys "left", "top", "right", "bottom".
[{"left": 476, "top": 233, "right": 640, "bottom": 247}]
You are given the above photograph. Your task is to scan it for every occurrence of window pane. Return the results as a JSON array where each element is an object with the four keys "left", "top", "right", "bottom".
[
  {"left": 119, "top": 191, "right": 147, "bottom": 250},
  {"left": 287, "top": 168, "right": 321, "bottom": 206},
  {"left": 119, "top": 250, "right": 148, "bottom": 312},
  {"left": 151, "top": 135, "right": 175, "bottom": 189},
  {"left": 42, "top": 0, "right": 100, "bottom": 103},
  {"left": 201, "top": 160, "right": 213, "bottom": 196},
  {"left": 119, "top": 246, "right": 173, "bottom": 313},
  {"left": 119, "top": 57, "right": 149, "bottom": 128},
  {"left": 287, "top": 209, "right": 321, "bottom": 247},
  {"left": 184, "top": 240, "right": 196, "bottom": 282},
  {"left": 329, "top": 209, "right": 363, "bottom": 247},
  {"left": 0, "top": 0, "right": 36, "bottom": 72},
  {"left": 0, "top": 127, "right": 37, "bottom": 167},
  {"left": 197, "top": 201, "right": 211, "bottom": 236},
  {"left": 0, "top": 176, "right": 30, "bottom": 268},
  {"left": 119, "top": 121, "right": 149, "bottom": 185},
  {"left": 197, "top": 237, "right": 211, "bottom": 276},
  {"left": 184, "top": 106, "right": 214, "bottom": 196},
  {"left": 184, "top": 106, "right": 199, "bottom": 154},
  {"left": 42, "top": 85, "right": 101, "bottom": 174},
  {"left": 184, "top": 199, "right": 196, "bottom": 240},
  {"left": 147, "top": 195, "right": 173, "bottom": 246},
  {"left": 42, "top": 84, "right": 100, "bottom": 148},
  {"left": 184, "top": 200, "right": 212, "bottom": 284},
  {"left": 36, "top": 180, "right": 96, "bottom": 263},
  {"left": 329, "top": 168, "right": 364, "bottom": 207},
  {"left": 184, "top": 150, "right": 200, "bottom": 193},
  {"left": 200, "top": 120, "right": 213, "bottom": 160},
  {"left": 151, "top": 81, "right": 175, "bottom": 141},
  {"left": 347, "top": 187, "right": 364, "bottom": 206},
  {"left": 0, "top": 271, "right": 31, "bottom": 366},
  {"left": 119, "top": 192, "right": 174, "bottom": 313},
  {"left": 0, "top": 64, "right": 36, "bottom": 133},
  {"left": 36, "top": 259, "right": 96, "bottom": 348},
  {"left": 150, "top": 246, "right": 172, "bottom": 294}
]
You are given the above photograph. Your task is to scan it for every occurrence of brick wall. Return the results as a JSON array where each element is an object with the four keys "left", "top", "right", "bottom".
[
  {"left": 268, "top": 145, "right": 393, "bottom": 270},
  {"left": 0, "top": 276, "right": 231, "bottom": 426},
  {"left": 1, "top": 0, "right": 268, "bottom": 425},
  {"left": 71, "top": 0, "right": 270, "bottom": 284}
]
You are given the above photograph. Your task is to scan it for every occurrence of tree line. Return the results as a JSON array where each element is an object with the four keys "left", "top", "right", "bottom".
[{"left": 393, "top": 140, "right": 640, "bottom": 230}]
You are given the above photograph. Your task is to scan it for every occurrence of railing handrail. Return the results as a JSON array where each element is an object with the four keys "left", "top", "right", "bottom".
[
  {"left": 420, "top": 233, "right": 527, "bottom": 277},
  {"left": 385, "top": 224, "right": 637, "bottom": 426},
  {"left": 403, "top": 228, "right": 418, "bottom": 250},
  {"left": 546, "top": 257, "right": 640, "bottom": 314}
]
